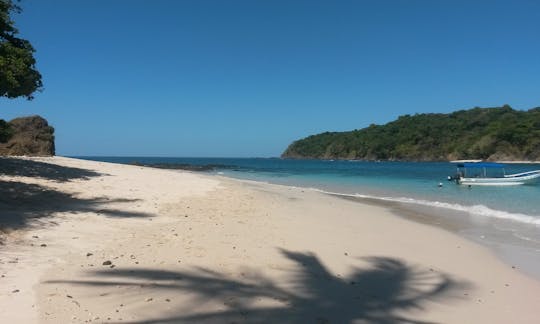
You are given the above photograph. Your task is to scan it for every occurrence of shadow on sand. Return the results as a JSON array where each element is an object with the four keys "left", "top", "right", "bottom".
[
  {"left": 0, "top": 157, "right": 101, "bottom": 181},
  {"left": 0, "top": 158, "right": 151, "bottom": 235},
  {"left": 46, "top": 249, "right": 471, "bottom": 323}
]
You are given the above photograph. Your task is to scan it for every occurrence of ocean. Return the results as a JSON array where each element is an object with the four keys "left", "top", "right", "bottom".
[{"left": 77, "top": 156, "right": 540, "bottom": 276}]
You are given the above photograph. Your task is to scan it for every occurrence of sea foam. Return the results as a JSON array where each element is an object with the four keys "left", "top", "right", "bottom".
[{"left": 314, "top": 189, "right": 540, "bottom": 226}]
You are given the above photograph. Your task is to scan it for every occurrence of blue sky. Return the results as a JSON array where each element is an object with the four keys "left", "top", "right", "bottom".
[{"left": 2, "top": 0, "right": 540, "bottom": 157}]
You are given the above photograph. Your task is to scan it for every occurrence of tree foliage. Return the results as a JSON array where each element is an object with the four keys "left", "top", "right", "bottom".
[
  {"left": 282, "top": 106, "right": 540, "bottom": 161},
  {"left": 1, "top": 0, "right": 42, "bottom": 142},
  {"left": 0, "top": 0, "right": 42, "bottom": 100}
]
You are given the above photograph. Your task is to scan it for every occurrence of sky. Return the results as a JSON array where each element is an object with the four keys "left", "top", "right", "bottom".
[{"left": 2, "top": 0, "right": 540, "bottom": 157}]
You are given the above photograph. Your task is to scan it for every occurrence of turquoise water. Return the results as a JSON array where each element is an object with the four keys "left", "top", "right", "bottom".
[{"left": 79, "top": 157, "right": 540, "bottom": 223}]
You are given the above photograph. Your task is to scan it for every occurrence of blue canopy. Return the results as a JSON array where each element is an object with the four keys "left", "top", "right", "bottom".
[{"left": 457, "top": 162, "right": 506, "bottom": 168}]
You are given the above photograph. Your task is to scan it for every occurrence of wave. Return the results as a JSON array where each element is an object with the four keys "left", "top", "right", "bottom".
[{"left": 314, "top": 189, "right": 540, "bottom": 226}]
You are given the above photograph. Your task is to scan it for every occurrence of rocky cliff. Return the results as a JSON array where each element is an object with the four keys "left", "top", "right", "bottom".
[{"left": 0, "top": 116, "right": 55, "bottom": 156}]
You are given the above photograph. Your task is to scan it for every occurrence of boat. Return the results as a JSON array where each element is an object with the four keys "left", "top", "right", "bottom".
[{"left": 448, "top": 162, "right": 540, "bottom": 186}]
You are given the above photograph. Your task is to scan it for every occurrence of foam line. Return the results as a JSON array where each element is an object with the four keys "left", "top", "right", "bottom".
[{"left": 314, "top": 189, "right": 540, "bottom": 226}]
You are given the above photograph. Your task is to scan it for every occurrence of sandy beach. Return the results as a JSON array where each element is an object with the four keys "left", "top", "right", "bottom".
[{"left": 1, "top": 156, "right": 539, "bottom": 323}]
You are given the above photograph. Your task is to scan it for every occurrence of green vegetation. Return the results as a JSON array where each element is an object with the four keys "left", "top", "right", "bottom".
[
  {"left": 0, "top": 0, "right": 42, "bottom": 99},
  {"left": 282, "top": 105, "right": 540, "bottom": 161},
  {"left": 1, "top": 0, "right": 42, "bottom": 142}
]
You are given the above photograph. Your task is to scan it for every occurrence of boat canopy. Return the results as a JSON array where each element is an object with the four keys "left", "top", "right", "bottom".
[{"left": 457, "top": 162, "right": 506, "bottom": 168}]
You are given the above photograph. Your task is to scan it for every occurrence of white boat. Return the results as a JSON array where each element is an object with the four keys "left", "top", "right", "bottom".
[{"left": 448, "top": 162, "right": 540, "bottom": 186}]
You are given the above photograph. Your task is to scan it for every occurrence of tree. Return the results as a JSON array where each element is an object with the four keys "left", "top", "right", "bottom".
[
  {"left": 0, "top": 0, "right": 42, "bottom": 100},
  {"left": 1, "top": 0, "right": 42, "bottom": 142}
]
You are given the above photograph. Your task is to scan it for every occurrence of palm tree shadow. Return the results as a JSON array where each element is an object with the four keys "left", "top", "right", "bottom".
[{"left": 46, "top": 249, "right": 471, "bottom": 323}]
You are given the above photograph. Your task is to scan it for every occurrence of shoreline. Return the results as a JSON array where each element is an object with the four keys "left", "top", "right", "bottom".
[
  {"left": 1, "top": 156, "right": 540, "bottom": 323},
  {"left": 329, "top": 192, "right": 540, "bottom": 281},
  {"left": 221, "top": 177, "right": 540, "bottom": 281}
]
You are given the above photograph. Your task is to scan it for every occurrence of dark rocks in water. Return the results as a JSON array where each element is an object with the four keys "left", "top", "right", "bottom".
[
  {"left": 130, "top": 162, "right": 233, "bottom": 172},
  {"left": 0, "top": 115, "right": 55, "bottom": 156}
]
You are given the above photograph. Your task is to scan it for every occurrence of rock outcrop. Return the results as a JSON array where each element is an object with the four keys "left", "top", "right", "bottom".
[{"left": 0, "top": 115, "right": 55, "bottom": 156}]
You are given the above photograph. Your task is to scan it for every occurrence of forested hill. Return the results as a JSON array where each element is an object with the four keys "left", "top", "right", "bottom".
[{"left": 282, "top": 106, "right": 540, "bottom": 161}]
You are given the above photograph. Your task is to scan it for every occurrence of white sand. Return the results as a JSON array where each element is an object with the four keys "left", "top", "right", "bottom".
[{"left": 1, "top": 156, "right": 539, "bottom": 323}]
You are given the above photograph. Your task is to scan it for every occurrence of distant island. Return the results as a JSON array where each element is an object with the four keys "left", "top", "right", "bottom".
[{"left": 282, "top": 105, "right": 540, "bottom": 161}]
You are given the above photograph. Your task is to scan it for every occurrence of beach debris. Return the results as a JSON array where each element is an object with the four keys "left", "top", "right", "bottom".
[
  {"left": 40, "top": 243, "right": 47, "bottom": 247},
  {"left": 86, "top": 252, "right": 93, "bottom": 257},
  {"left": 102, "top": 260, "right": 112, "bottom": 266},
  {"left": 344, "top": 252, "right": 348, "bottom": 256},
  {"left": 66, "top": 294, "right": 73, "bottom": 298},
  {"left": 145, "top": 297, "right": 153, "bottom": 302},
  {"left": 12, "top": 289, "right": 20, "bottom": 293},
  {"left": 165, "top": 298, "right": 171, "bottom": 302},
  {"left": 32, "top": 235, "right": 39, "bottom": 238}
]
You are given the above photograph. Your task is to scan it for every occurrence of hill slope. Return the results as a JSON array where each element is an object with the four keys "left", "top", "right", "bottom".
[{"left": 282, "top": 106, "right": 540, "bottom": 161}]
